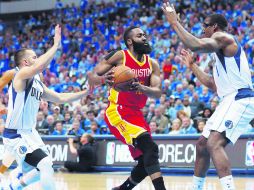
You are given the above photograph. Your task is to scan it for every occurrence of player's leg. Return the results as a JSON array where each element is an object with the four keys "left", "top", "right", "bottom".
[
  {"left": 25, "top": 149, "right": 55, "bottom": 190},
  {"left": 192, "top": 136, "right": 210, "bottom": 190},
  {"left": 112, "top": 156, "right": 148, "bottom": 190},
  {"left": 206, "top": 131, "right": 235, "bottom": 190},
  {"left": 0, "top": 149, "right": 15, "bottom": 174},
  {"left": 205, "top": 96, "right": 254, "bottom": 190},
  {"left": 9, "top": 164, "right": 40, "bottom": 190},
  {"left": 106, "top": 105, "right": 165, "bottom": 189},
  {"left": 134, "top": 133, "right": 166, "bottom": 190}
]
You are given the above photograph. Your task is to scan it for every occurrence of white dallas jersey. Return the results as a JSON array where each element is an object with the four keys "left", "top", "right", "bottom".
[
  {"left": 212, "top": 37, "right": 253, "bottom": 98},
  {"left": 6, "top": 74, "right": 43, "bottom": 131}
]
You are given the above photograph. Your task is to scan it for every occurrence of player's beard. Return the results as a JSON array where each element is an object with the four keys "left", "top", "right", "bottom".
[{"left": 132, "top": 40, "right": 152, "bottom": 55}]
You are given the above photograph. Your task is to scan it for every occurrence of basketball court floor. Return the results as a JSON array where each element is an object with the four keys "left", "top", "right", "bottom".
[{"left": 15, "top": 172, "right": 254, "bottom": 190}]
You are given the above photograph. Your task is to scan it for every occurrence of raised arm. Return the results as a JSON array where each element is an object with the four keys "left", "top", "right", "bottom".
[
  {"left": 41, "top": 83, "right": 88, "bottom": 104},
  {"left": 0, "top": 69, "right": 16, "bottom": 91},
  {"left": 181, "top": 49, "right": 216, "bottom": 91},
  {"left": 161, "top": 2, "right": 234, "bottom": 53},
  {"left": 14, "top": 25, "right": 61, "bottom": 92},
  {"left": 130, "top": 59, "right": 162, "bottom": 99}
]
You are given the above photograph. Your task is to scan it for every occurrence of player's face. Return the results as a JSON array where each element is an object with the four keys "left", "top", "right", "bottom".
[
  {"left": 202, "top": 18, "right": 215, "bottom": 38},
  {"left": 130, "top": 28, "right": 152, "bottom": 54},
  {"left": 23, "top": 50, "right": 37, "bottom": 66}
]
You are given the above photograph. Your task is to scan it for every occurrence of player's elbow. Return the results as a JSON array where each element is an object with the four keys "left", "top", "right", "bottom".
[
  {"left": 154, "top": 91, "right": 162, "bottom": 99},
  {"left": 56, "top": 96, "right": 66, "bottom": 104},
  {"left": 94, "top": 67, "right": 104, "bottom": 76}
]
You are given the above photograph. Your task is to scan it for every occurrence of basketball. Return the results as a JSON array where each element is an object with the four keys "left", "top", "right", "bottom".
[{"left": 113, "top": 65, "right": 136, "bottom": 91}]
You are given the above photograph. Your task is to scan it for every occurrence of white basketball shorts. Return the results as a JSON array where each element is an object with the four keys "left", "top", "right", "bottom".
[{"left": 202, "top": 93, "right": 254, "bottom": 144}]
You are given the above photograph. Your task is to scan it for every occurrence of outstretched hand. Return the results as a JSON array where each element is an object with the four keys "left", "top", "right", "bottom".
[
  {"left": 161, "top": 1, "right": 178, "bottom": 26},
  {"left": 180, "top": 49, "right": 194, "bottom": 68},
  {"left": 54, "top": 24, "right": 61, "bottom": 47}
]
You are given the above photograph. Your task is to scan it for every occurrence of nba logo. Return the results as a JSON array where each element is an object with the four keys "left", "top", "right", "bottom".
[
  {"left": 106, "top": 142, "right": 115, "bottom": 165},
  {"left": 19, "top": 146, "right": 27, "bottom": 154},
  {"left": 245, "top": 141, "right": 254, "bottom": 166}
]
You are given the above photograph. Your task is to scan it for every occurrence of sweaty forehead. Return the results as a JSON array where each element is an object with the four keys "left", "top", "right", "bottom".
[{"left": 131, "top": 28, "right": 145, "bottom": 36}]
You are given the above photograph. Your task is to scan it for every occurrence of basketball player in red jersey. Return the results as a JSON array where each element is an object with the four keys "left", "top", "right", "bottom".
[{"left": 89, "top": 26, "right": 166, "bottom": 190}]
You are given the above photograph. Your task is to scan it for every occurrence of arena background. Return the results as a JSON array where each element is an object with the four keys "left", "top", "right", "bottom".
[{"left": 0, "top": 0, "right": 254, "bottom": 189}]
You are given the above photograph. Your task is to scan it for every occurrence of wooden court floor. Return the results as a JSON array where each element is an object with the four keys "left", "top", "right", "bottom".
[{"left": 20, "top": 172, "right": 254, "bottom": 190}]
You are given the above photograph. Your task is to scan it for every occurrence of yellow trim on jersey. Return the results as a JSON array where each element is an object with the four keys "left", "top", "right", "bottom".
[
  {"left": 108, "top": 88, "right": 119, "bottom": 103},
  {"left": 148, "top": 57, "right": 153, "bottom": 73},
  {"left": 127, "top": 50, "right": 146, "bottom": 67},
  {"left": 106, "top": 102, "right": 147, "bottom": 145}
]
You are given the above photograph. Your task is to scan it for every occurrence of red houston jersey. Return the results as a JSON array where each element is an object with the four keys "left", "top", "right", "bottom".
[{"left": 108, "top": 50, "right": 152, "bottom": 109}]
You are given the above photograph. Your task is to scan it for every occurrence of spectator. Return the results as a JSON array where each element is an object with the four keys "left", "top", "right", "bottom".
[
  {"left": 190, "top": 93, "right": 204, "bottom": 118},
  {"left": 83, "top": 110, "right": 97, "bottom": 130},
  {"left": 174, "top": 97, "right": 184, "bottom": 112},
  {"left": 44, "top": 115, "right": 55, "bottom": 134},
  {"left": 169, "top": 118, "right": 181, "bottom": 135},
  {"left": 52, "top": 121, "right": 67, "bottom": 135},
  {"left": 173, "top": 84, "right": 184, "bottom": 100},
  {"left": 165, "top": 95, "right": 177, "bottom": 121},
  {"left": 199, "top": 87, "right": 211, "bottom": 105},
  {"left": 100, "top": 125, "right": 110, "bottom": 135},
  {"left": 201, "top": 107, "right": 213, "bottom": 120},
  {"left": 183, "top": 96, "right": 191, "bottom": 118},
  {"left": 162, "top": 54, "right": 176, "bottom": 79},
  {"left": 67, "top": 119, "right": 85, "bottom": 136},
  {"left": 149, "top": 120, "right": 159, "bottom": 134},
  {"left": 197, "top": 119, "right": 206, "bottom": 133},
  {"left": 36, "top": 111, "right": 48, "bottom": 135},
  {"left": 161, "top": 79, "right": 172, "bottom": 97},
  {"left": 86, "top": 121, "right": 100, "bottom": 135},
  {"left": 52, "top": 105, "right": 64, "bottom": 121},
  {"left": 95, "top": 109, "right": 107, "bottom": 127},
  {"left": 145, "top": 103, "right": 155, "bottom": 123},
  {"left": 62, "top": 134, "right": 96, "bottom": 172},
  {"left": 179, "top": 117, "right": 197, "bottom": 134},
  {"left": 151, "top": 107, "right": 169, "bottom": 134},
  {"left": 210, "top": 97, "right": 219, "bottom": 112},
  {"left": 62, "top": 111, "right": 72, "bottom": 130},
  {"left": 176, "top": 110, "right": 188, "bottom": 121}
]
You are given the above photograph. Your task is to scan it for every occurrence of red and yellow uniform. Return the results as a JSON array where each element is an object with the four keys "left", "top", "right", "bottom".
[{"left": 105, "top": 50, "right": 153, "bottom": 159}]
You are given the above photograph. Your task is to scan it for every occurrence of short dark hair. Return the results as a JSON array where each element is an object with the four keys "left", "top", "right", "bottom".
[
  {"left": 123, "top": 26, "right": 139, "bottom": 47},
  {"left": 208, "top": 14, "right": 228, "bottom": 31},
  {"left": 54, "top": 120, "right": 63, "bottom": 126},
  {"left": 86, "top": 134, "right": 95, "bottom": 144},
  {"left": 14, "top": 48, "right": 32, "bottom": 67}
]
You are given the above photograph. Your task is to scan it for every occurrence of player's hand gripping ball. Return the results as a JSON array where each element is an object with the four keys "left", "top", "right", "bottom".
[{"left": 113, "top": 65, "right": 136, "bottom": 92}]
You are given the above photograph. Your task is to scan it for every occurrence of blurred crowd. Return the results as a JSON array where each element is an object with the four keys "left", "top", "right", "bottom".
[{"left": 0, "top": 0, "right": 254, "bottom": 136}]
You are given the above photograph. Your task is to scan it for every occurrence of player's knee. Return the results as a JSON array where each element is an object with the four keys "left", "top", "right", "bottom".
[
  {"left": 206, "top": 140, "right": 221, "bottom": 154},
  {"left": 196, "top": 138, "right": 209, "bottom": 156},
  {"left": 143, "top": 142, "right": 160, "bottom": 175},
  {"left": 37, "top": 156, "right": 54, "bottom": 174},
  {"left": 135, "top": 134, "right": 160, "bottom": 175},
  {"left": 131, "top": 156, "right": 147, "bottom": 183}
]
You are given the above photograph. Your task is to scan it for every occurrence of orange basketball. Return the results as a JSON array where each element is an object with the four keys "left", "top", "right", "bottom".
[{"left": 113, "top": 65, "right": 135, "bottom": 91}]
